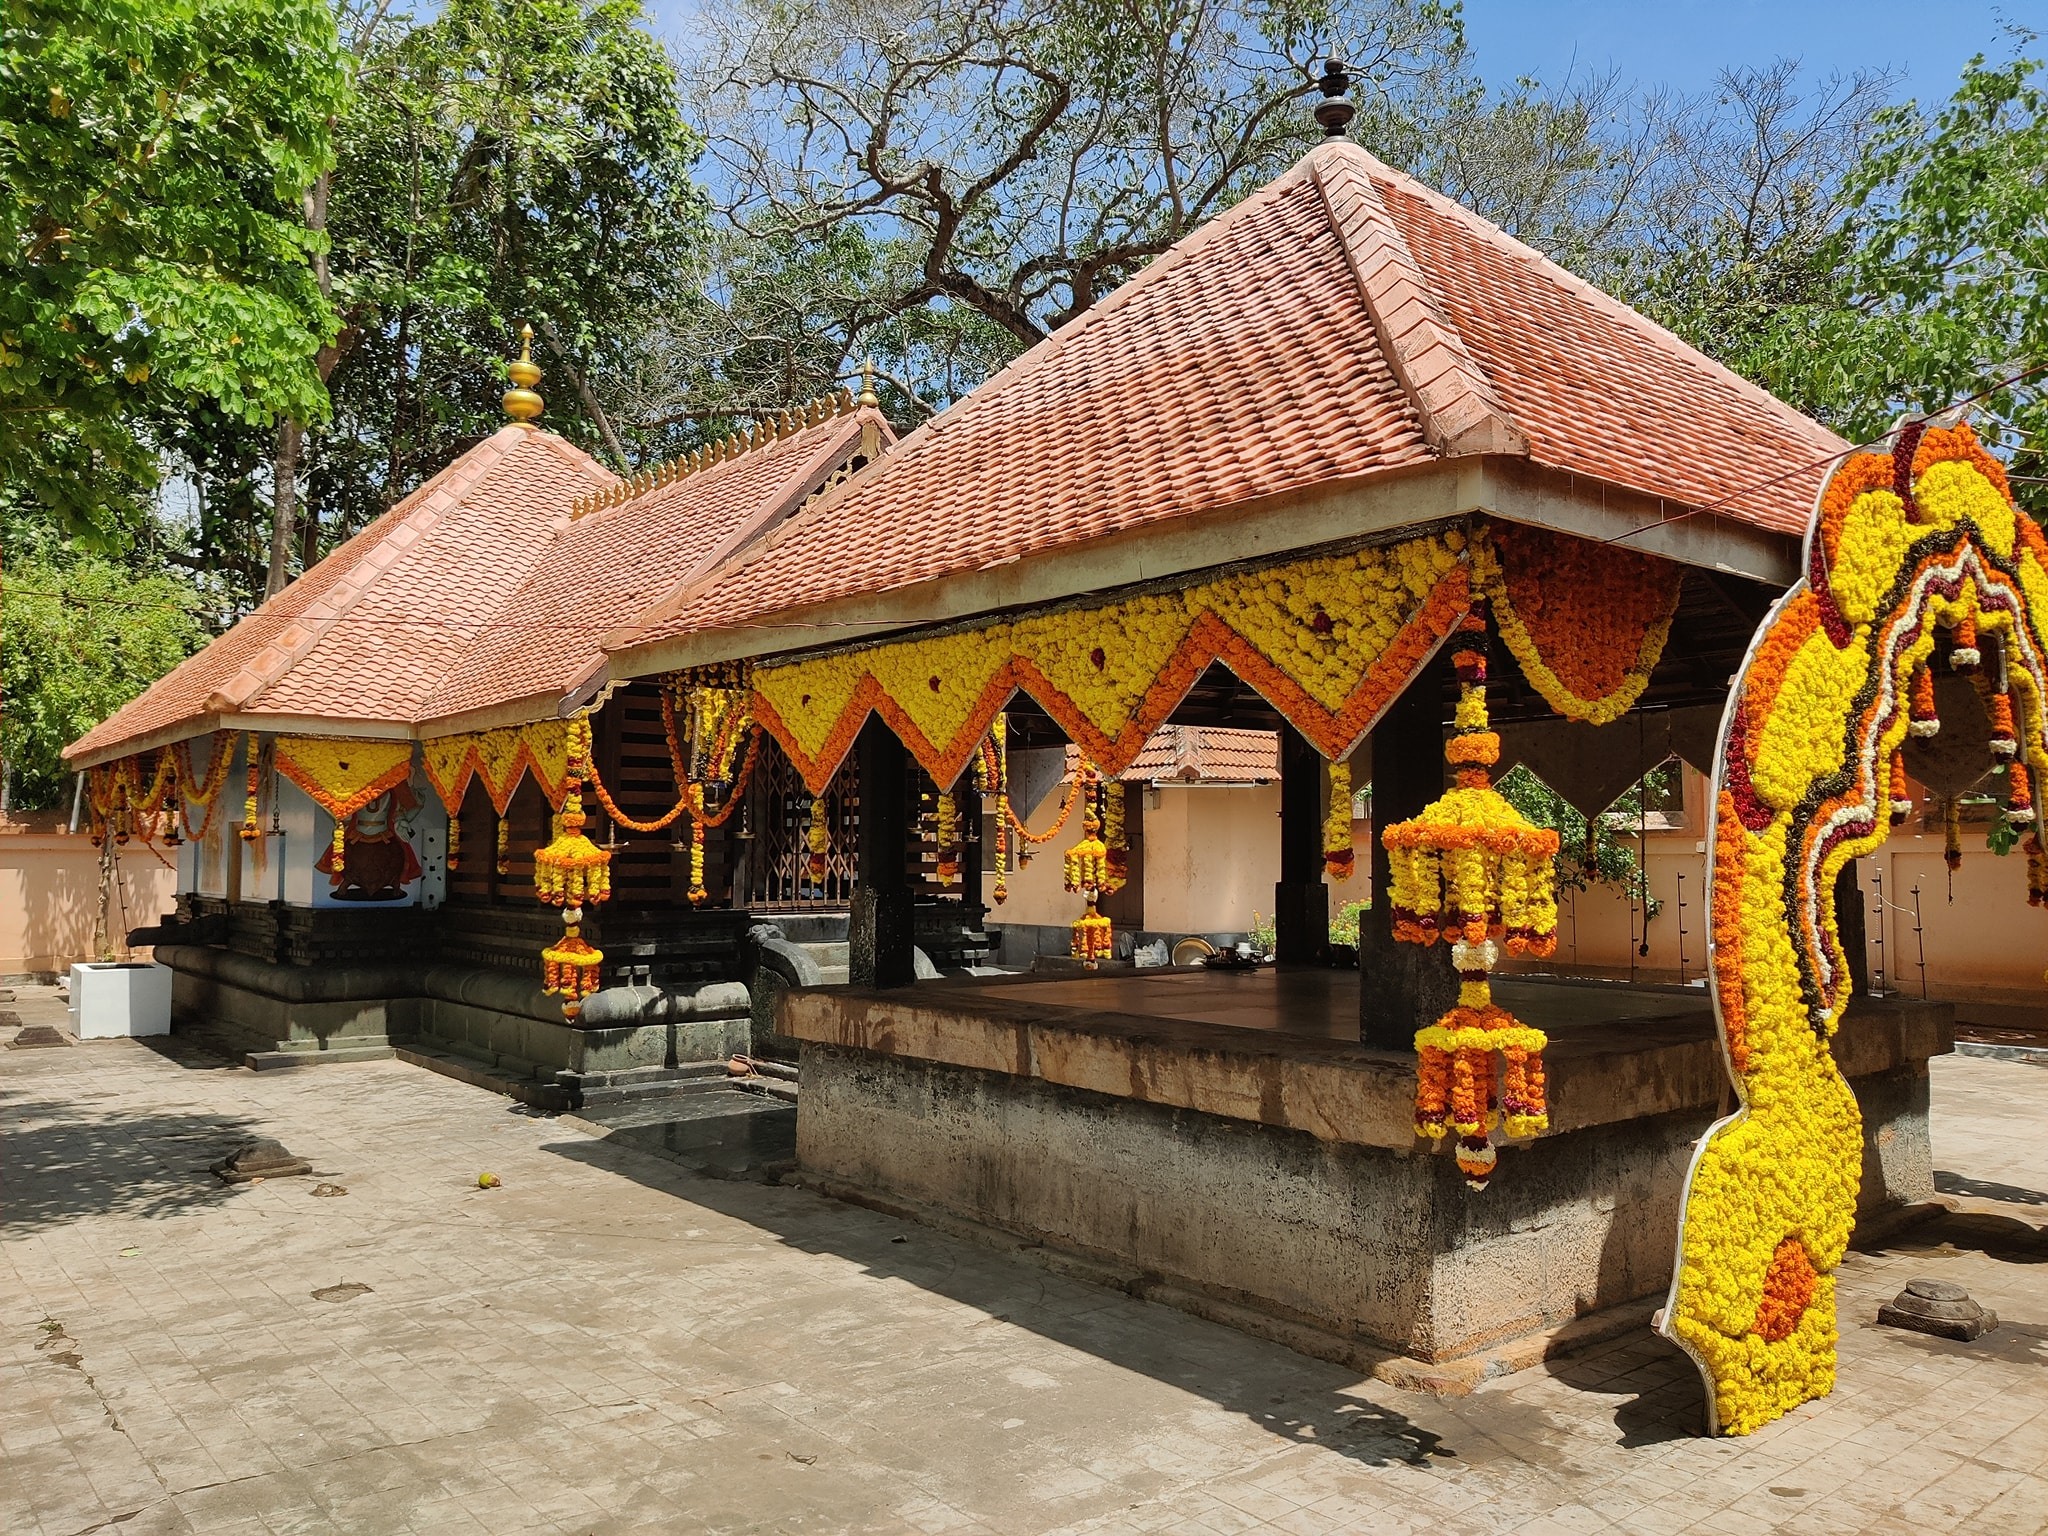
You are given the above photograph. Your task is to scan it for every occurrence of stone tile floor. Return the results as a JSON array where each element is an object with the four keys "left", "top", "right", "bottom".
[{"left": 3, "top": 981, "right": 2045, "bottom": 1535}]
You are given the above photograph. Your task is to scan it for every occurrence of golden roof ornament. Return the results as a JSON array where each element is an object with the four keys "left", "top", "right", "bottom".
[
  {"left": 503, "top": 323, "right": 544, "bottom": 425},
  {"left": 858, "top": 359, "right": 880, "bottom": 408}
]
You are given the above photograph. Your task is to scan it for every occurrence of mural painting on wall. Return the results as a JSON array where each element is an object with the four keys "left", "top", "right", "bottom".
[
  {"left": 314, "top": 785, "right": 423, "bottom": 902},
  {"left": 1665, "top": 420, "right": 2048, "bottom": 1435}
]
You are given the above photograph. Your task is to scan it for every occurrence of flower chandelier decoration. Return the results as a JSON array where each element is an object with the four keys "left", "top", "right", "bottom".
[
  {"left": 1667, "top": 420, "right": 2048, "bottom": 1437},
  {"left": 1381, "top": 606, "right": 1559, "bottom": 1189},
  {"left": 1064, "top": 765, "right": 1114, "bottom": 965},
  {"left": 534, "top": 717, "right": 612, "bottom": 1018}
]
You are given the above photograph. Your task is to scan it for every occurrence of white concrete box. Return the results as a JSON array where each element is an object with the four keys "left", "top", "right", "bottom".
[{"left": 69, "top": 962, "right": 174, "bottom": 1039}]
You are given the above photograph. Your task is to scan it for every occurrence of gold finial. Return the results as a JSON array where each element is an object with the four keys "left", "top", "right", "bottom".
[
  {"left": 858, "top": 359, "right": 879, "bottom": 408},
  {"left": 503, "top": 323, "right": 543, "bottom": 425}
]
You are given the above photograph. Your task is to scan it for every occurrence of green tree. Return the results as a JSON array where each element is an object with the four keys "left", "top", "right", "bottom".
[
  {"left": 311, "top": 0, "right": 708, "bottom": 544},
  {"left": 1707, "top": 44, "right": 2048, "bottom": 511},
  {"left": 160, "top": 0, "right": 710, "bottom": 605},
  {"left": 667, "top": 0, "right": 1669, "bottom": 420},
  {"left": 1496, "top": 761, "right": 1670, "bottom": 919},
  {"left": 2, "top": 555, "right": 207, "bottom": 810},
  {"left": 0, "top": 0, "right": 350, "bottom": 548}
]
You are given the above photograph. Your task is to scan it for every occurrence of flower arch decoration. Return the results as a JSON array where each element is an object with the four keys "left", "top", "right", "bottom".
[{"left": 1664, "top": 420, "right": 2048, "bottom": 1436}]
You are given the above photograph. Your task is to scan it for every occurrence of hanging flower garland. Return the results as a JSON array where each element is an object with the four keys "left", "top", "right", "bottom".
[
  {"left": 171, "top": 733, "right": 236, "bottom": 842},
  {"left": 1472, "top": 520, "right": 1682, "bottom": 725},
  {"left": 934, "top": 787, "right": 962, "bottom": 886},
  {"left": 1008, "top": 772, "right": 1086, "bottom": 846},
  {"left": 87, "top": 748, "right": 178, "bottom": 847},
  {"left": 1064, "top": 767, "right": 1114, "bottom": 965},
  {"left": 1382, "top": 607, "right": 1559, "bottom": 1189},
  {"left": 532, "top": 718, "right": 614, "bottom": 1016},
  {"left": 240, "top": 733, "right": 265, "bottom": 842},
  {"left": 978, "top": 716, "right": 1010, "bottom": 904},
  {"left": 1323, "top": 759, "right": 1355, "bottom": 879},
  {"left": 1668, "top": 419, "right": 2048, "bottom": 1439},
  {"left": 1102, "top": 779, "right": 1128, "bottom": 892}
]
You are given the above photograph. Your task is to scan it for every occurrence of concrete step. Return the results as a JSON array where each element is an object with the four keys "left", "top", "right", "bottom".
[
  {"left": 798, "top": 941, "right": 851, "bottom": 967},
  {"left": 394, "top": 1042, "right": 735, "bottom": 1112},
  {"left": 816, "top": 966, "right": 851, "bottom": 987},
  {"left": 247, "top": 1042, "right": 394, "bottom": 1071}
]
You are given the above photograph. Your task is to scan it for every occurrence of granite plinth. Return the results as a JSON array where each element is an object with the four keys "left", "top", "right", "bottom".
[{"left": 783, "top": 971, "right": 1951, "bottom": 1382}]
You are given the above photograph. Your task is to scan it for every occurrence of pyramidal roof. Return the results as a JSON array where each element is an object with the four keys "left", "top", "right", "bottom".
[
  {"left": 613, "top": 139, "right": 1843, "bottom": 659},
  {"left": 67, "top": 402, "right": 887, "bottom": 765}
]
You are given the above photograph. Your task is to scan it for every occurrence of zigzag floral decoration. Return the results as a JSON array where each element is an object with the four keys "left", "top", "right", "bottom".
[{"left": 747, "top": 533, "right": 1471, "bottom": 793}]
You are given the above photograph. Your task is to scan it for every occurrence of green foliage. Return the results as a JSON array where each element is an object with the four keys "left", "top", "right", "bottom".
[
  {"left": 2, "top": 555, "right": 207, "bottom": 809},
  {"left": 1496, "top": 762, "right": 1669, "bottom": 918},
  {"left": 0, "top": 0, "right": 350, "bottom": 547},
  {"left": 308, "top": 0, "right": 709, "bottom": 538},
  {"left": 1660, "top": 45, "right": 2048, "bottom": 511},
  {"left": 1329, "top": 898, "right": 1371, "bottom": 948}
]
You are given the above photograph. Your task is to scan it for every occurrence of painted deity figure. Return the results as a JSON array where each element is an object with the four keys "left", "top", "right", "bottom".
[{"left": 315, "top": 785, "right": 422, "bottom": 901}]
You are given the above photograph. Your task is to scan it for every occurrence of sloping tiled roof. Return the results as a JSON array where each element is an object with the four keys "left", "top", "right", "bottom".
[
  {"left": 616, "top": 139, "right": 1841, "bottom": 656},
  {"left": 69, "top": 426, "right": 614, "bottom": 761},
  {"left": 1066, "top": 727, "right": 1280, "bottom": 784},
  {"left": 418, "top": 412, "right": 878, "bottom": 725},
  {"left": 69, "top": 404, "right": 887, "bottom": 763}
]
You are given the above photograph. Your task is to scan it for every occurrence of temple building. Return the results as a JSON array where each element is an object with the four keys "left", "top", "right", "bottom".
[{"left": 72, "top": 104, "right": 1989, "bottom": 1420}]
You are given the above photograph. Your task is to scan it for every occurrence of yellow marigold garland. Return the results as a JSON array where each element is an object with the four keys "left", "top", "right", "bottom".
[
  {"left": 1323, "top": 759, "right": 1354, "bottom": 879},
  {"left": 748, "top": 533, "right": 1469, "bottom": 793},
  {"left": 1668, "top": 419, "right": 2048, "bottom": 1437},
  {"left": 534, "top": 717, "right": 611, "bottom": 1018},
  {"left": 1381, "top": 607, "right": 1559, "bottom": 1189}
]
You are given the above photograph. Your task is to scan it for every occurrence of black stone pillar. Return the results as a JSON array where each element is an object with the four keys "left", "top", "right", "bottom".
[
  {"left": 1360, "top": 654, "right": 1457, "bottom": 1046},
  {"left": 850, "top": 719, "right": 917, "bottom": 988},
  {"left": 1274, "top": 726, "right": 1330, "bottom": 966},
  {"left": 1834, "top": 858, "right": 1870, "bottom": 997}
]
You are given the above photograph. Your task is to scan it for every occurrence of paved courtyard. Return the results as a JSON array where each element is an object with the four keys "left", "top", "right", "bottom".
[{"left": 4, "top": 985, "right": 2046, "bottom": 1536}]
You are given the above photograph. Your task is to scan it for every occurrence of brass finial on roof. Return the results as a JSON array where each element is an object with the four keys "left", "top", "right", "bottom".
[
  {"left": 858, "top": 359, "right": 880, "bottom": 408},
  {"left": 503, "top": 323, "right": 544, "bottom": 424}
]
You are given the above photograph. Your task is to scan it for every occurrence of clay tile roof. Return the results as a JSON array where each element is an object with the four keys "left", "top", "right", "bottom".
[
  {"left": 66, "top": 426, "right": 617, "bottom": 763},
  {"left": 616, "top": 140, "right": 1841, "bottom": 657},
  {"left": 419, "top": 411, "right": 881, "bottom": 726},
  {"left": 67, "top": 408, "right": 889, "bottom": 764},
  {"left": 1067, "top": 727, "right": 1280, "bottom": 784}
]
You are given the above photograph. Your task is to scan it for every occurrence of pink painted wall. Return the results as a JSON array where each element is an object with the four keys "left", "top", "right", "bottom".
[{"left": 0, "top": 816, "right": 178, "bottom": 977}]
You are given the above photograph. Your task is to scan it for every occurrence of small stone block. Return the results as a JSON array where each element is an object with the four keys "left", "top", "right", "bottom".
[
  {"left": 212, "top": 1137, "right": 313, "bottom": 1184},
  {"left": 1877, "top": 1277, "right": 1997, "bottom": 1341},
  {"left": 7, "top": 1023, "right": 72, "bottom": 1048}
]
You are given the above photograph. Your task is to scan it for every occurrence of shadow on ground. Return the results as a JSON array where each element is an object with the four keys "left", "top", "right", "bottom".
[
  {"left": 1870, "top": 1205, "right": 2048, "bottom": 1265},
  {"left": 1937, "top": 1170, "right": 2048, "bottom": 1207},
  {"left": 540, "top": 1131, "right": 1462, "bottom": 1471},
  {"left": 0, "top": 1093, "right": 263, "bottom": 1233}
]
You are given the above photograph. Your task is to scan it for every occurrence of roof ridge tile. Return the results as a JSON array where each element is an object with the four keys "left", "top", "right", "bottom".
[
  {"left": 1308, "top": 144, "right": 1527, "bottom": 457},
  {"left": 1326, "top": 140, "right": 1846, "bottom": 459}
]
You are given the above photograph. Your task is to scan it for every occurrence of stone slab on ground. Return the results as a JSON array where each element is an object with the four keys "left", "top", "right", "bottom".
[{"left": 3, "top": 982, "right": 2046, "bottom": 1535}]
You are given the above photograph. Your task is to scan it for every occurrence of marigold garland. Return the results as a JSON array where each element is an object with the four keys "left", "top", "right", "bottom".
[
  {"left": 1473, "top": 521, "right": 1681, "bottom": 724},
  {"left": 747, "top": 533, "right": 1469, "bottom": 793},
  {"left": 533, "top": 717, "right": 612, "bottom": 1019},
  {"left": 240, "top": 733, "right": 264, "bottom": 842},
  {"left": 1323, "top": 759, "right": 1355, "bottom": 879},
  {"left": 1382, "top": 609, "right": 1558, "bottom": 1189},
  {"left": 1669, "top": 419, "right": 2048, "bottom": 1438}
]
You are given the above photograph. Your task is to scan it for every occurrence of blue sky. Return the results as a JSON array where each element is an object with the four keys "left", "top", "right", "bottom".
[{"left": 1456, "top": 0, "right": 2029, "bottom": 99}]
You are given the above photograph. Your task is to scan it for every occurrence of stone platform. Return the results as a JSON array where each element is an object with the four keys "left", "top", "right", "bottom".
[
  {"left": 783, "top": 969, "right": 1951, "bottom": 1387},
  {"left": 154, "top": 942, "right": 754, "bottom": 1109}
]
